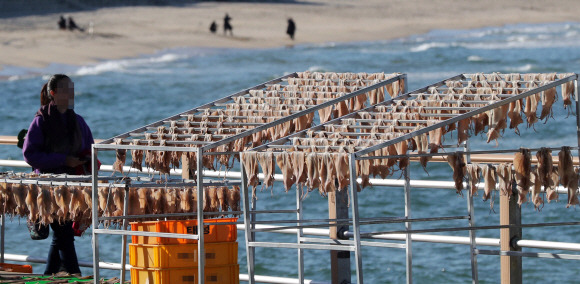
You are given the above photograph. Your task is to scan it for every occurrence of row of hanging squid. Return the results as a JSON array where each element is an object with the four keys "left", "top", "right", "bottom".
[
  {"left": 0, "top": 182, "right": 240, "bottom": 227},
  {"left": 112, "top": 72, "right": 404, "bottom": 176},
  {"left": 447, "top": 146, "right": 579, "bottom": 211},
  {"left": 240, "top": 73, "right": 577, "bottom": 199}
]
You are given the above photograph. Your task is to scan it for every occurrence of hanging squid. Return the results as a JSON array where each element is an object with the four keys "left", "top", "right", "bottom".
[{"left": 514, "top": 148, "right": 532, "bottom": 205}]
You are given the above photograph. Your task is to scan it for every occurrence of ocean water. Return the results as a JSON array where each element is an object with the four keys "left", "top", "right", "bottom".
[{"left": 1, "top": 22, "right": 580, "bottom": 283}]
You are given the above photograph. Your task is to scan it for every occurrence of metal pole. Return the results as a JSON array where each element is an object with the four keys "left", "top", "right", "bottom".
[
  {"left": 91, "top": 145, "right": 100, "bottom": 282},
  {"left": 348, "top": 153, "right": 364, "bottom": 283},
  {"left": 240, "top": 157, "right": 255, "bottom": 284},
  {"left": 329, "top": 189, "right": 351, "bottom": 283},
  {"left": 464, "top": 141, "right": 479, "bottom": 283},
  {"left": 575, "top": 77, "right": 580, "bottom": 173},
  {"left": 297, "top": 185, "right": 304, "bottom": 283},
  {"left": 1, "top": 213, "right": 4, "bottom": 263},
  {"left": 119, "top": 181, "right": 130, "bottom": 283},
  {"left": 500, "top": 180, "right": 522, "bottom": 284},
  {"left": 196, "top": 148, "right": 205, "bottom": 284},
  {"left": 403, "top": 166, "right": 412, "bottom": 284}
]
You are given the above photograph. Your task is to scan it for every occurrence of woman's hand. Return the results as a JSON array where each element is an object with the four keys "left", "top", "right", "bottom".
[{"left": 65, "top": 156, "right": 86, "bottom": 168}]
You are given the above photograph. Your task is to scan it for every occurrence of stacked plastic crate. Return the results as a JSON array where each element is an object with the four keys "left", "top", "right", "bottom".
[{"left": 129, "top": 218, "right": 239, "bottom": 284}]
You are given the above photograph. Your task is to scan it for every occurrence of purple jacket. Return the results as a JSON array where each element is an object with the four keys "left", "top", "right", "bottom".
[{"left": 22, "top": 112, "right": 94, "bottom": 174}]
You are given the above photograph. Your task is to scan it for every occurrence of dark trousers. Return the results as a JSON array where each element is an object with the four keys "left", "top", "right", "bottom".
[{"left": 44, "top": 221, "right": 81, "bottom": 275}]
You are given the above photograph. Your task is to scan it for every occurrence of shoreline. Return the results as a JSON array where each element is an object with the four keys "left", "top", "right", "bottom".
[{"left": 2, "top": 0, "right": 580, "bottom": 73}]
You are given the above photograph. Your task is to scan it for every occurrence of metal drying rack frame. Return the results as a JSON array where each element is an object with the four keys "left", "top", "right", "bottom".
[
  {"left": 91, "top": 71, "right": 407, "bottom": 284},
  {"left": 243, "top": 72, "right": 580, "bottom": 284}
]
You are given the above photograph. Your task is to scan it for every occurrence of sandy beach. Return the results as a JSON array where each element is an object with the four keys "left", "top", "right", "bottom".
[{"left": 1, "top": 0, "right": 579, "bottom": 71}]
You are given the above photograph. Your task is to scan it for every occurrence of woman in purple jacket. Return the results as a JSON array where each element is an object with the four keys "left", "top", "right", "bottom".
[{"left": 23, "top": 74, "right": 94, "bottom": 275}]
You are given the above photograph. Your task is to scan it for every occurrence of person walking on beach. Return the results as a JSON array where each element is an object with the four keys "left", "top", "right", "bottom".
[
  {"left": 58, "top": 16, "right": 66, "bottom": 30},
  {"left": 67, "top": 16, "right": 84, "bottom": 32},
  {"left": 210, "top": 21, "right": 217, "bottom": 34},
  {"left": 23, "top": 74, "right": 96, "bottom": 276},
  {"left": 223, "top": 13, "right": 233, "bottom": 36},
  {"left": 286, "top": 18, "right": 296, "bottom": 40}
]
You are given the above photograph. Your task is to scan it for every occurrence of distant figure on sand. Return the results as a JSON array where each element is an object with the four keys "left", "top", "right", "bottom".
[
  {"left": 67, "top": 16, "right": 84, "bottom": 32},
  {"left": 286, "top": 18, "right": 296, "bottom": 40},
  {"left": 209, "top": 21, "right": 217, "bottom": 34},
  {"left": 223, "top": 13, "right": 233, "bottom": 36},
  {"left": 58, "top": 16, "right": 66, "bottom": 30}
]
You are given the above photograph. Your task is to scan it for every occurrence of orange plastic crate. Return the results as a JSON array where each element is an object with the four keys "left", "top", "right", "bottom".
[
  {"left": 129, "top": 242, "right": 238, "bottom": 268},
  {"left": 0, "top": 262, "right": 32, "bottom": 273},
  {"left": 130, "top": 265, "right": 239, "bottom": 284},
  {"left": 131, "top": 218, "right": 237, "bottom": 245}
]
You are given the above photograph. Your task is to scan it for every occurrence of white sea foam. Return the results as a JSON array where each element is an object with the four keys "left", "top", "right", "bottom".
[
  {"left": 410, "top": 42, "right": 450, "bottom": 52},
  {"left": 75, "top": 53, "right": 184, "bottom": 76},
  {"left": 467, "top": 55, "right": 485, "bottom": 62}
]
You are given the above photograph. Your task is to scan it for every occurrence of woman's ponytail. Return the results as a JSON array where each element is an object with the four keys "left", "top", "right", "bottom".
[{"left": 40, "top": 82, "right": 51, "bottom": 106}]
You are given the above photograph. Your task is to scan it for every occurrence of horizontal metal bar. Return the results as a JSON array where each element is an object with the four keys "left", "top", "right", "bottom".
[
  {"left": 248, "top": 241, "right": 355, "bottom": 251},
  {"left": 300, "top": 237, "right": 354, "bottom": 245},
  {"left": 252, "top": 215, "right": 469, "bottom": 232},
  {"left": 360, "top": 240, "right": 407, "bottom": 249},
  {"left": 300, "top": 236, "right": 406, "bottom": 249},
  {"left": 249, "top": 209, "right": 298, "bottom": 214},
  {"left": 356, "top": 145, "right": 580, "bottom": 160},
  {"left": 238, "top": 224, "right": 580, "bottom": 253},
  {"left": 94, "top": 228, "right": 199, "bottom": 239},
  {"left": 361, "top": 220, "right": 580, "bottom": 237},
  {"left": 476, "top": 249, "right": 580, "bottom": 260}
]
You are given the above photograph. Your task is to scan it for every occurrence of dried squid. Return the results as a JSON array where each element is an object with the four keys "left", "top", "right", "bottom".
[
  {"left": 465, "top": 164, "right": 481, "bottom": 197},
  {"left": 291, "top": 151, "right": 308, "bottom": 187},
  {"left": 558, "top": 147, "right": 579, "bottom": 207},
  {"left": 12, "top": 183, "right": 28, "bottom": 217},
  {"left": 531, "top": 170, "right": 544, "bottom": 211},
  {"left": 539, "top": 74, "right": 557, "bottom": 120},
  {"left": 207, "top": 187, "right": 219, "bottom": 212},
  {"left": 496, "top": 163, "right": 513, "bottom": 198},
  {"left": 69, "top": 186, "right": 88, "bottom": 222},
  {"left": 561, "top": 78, "right": 575, "bottom": 110},
  {"left": 514, "top": 148, "right": 532, "bottom": 205},
  {"left": 446, "top": 153, "right": 466, "bottom": 194},
  {"left": 164, "top": 188, "right": 180, "bottom": 214},
  {"left": 334, "top": 152, "right": 350, "bottom": 191},
  {"left": 54, "top": 185, "right": 72, "bottom": 223},
  {"left": 546, "top": 167, "right": 560, "bottom": 202},
  {"left": 241, "top": 152, "right": 260, "bottom": 197},
  {"left": 179, "top": 187, "right": 193, "bottom": 213},
  {"left": 486, "top": 99, "right": 509, "bottom": 145},
  {"left": 306, "top": 152, "right": 321, "bottom": 191},
  {"left": 113, "top": 139, "right": 126, "bottom": 174},
  {"left": 227, "top": 186, "right": 241, "bottom": 214},
  {"left": 276, "top": 152, "right": 296, "bottom": 192},
  {"left": 25, "top": 184, "right": 39, "bottom": 222},
  {"left": 217, "top": 187, "right": 229, "bottom": 213},
  {"left": 0, "top": 183, "right": 16, "bottom": 215},
  {"left": 151, "top": 188, "right": 166, "bottom": 215},
  {"left": 482, "top": 165, "right": 496, "bottom": 202},
  {"left": 137, "top": 187, "right": 153, "bottom": 215},
  {"left": 37, "top": 186, "right": 53, "bottom": 225}
]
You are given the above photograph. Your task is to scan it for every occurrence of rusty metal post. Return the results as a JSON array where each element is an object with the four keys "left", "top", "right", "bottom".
[
  {"left": 329, "top": 189, "right": 351, "bottom": 283},
  {"left": 500, "top": 183, "right": 522, "bottom": 284}
]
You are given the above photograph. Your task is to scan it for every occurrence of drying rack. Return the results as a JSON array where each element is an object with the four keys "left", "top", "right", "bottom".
[
  {"left": 91, "top": 71, "right": 407, "bottom": 283},
  {"left": 242, "top": 72, "right": 580, "bottom": 283}
]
